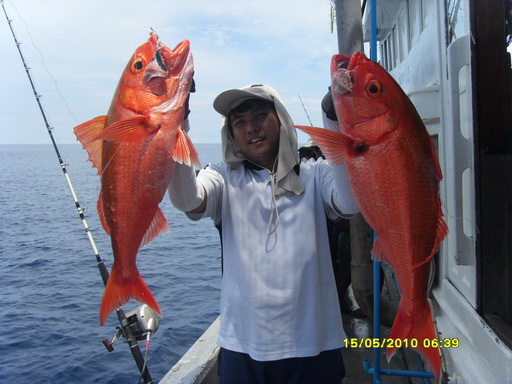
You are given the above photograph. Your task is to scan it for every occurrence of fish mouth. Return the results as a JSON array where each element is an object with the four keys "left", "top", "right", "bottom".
[
  {"left": 330, "top": 52, "right": 366, "bottom": 95},
  {"left": 155, "top": 49, "right": 168, "bottom": 72},
  {"left": 144, "top": 36, "right": 191, "bottom": 95},
  {"left": 145, "top": 32, "right": 191, "bottom": 78},
  {"left": 162, "top": 40, "right": 191, "bottom": 77},
  {"left": 331, "top": 54, "right": 353, "bottom": 95},
  {"left": 144, "top": 50, "right": 168, "bottom": 83},
  {"left": 144, "top": 32, "right": 169, "bottom": 87},
  {"left": 333, "top": 54, "right": 352, "bottom": 71}
]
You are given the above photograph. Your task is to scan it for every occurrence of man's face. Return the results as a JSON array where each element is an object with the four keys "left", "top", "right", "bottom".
[{"left": 229, "top": 101, "right": 280, "bottom": 170}]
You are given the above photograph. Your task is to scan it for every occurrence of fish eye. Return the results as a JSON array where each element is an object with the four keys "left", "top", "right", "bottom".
[
  {"left": 133, "top": 60, "right": 144, "bottom": 70},
  {"left": 366, "top": 80, "right": 382, "bottom": 97}
]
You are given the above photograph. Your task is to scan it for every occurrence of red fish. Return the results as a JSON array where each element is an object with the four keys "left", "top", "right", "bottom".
[
  {"left": 74, "top": 31, "right": 199, "bottom": 325},
  {"left": 295, "top": 52, "right": 448, "bottom": 381}
]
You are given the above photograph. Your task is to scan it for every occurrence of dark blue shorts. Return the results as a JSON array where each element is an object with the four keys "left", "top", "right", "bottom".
[{"left": 217, "top": 348, "right": 346, "bottom": 384}]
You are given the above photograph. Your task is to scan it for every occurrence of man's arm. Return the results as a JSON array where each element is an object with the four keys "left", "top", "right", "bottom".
[
  {"left": 322, "top": 90, "right": 359, "bottom": 217},
  {"left": 188, "top": 186, "right": 207, "bottom": 214},
  {"left": 168, "top": 161, "right": 206, "bottom": 214}
]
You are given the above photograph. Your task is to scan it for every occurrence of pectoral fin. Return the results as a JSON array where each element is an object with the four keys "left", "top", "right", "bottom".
[
  {"left": 173, "top": 127, "right": 201, "bottom": 168},
  {"left": 74, "top": 115, "right": 108, "bottom": 174},
  {"left": 94, "top": 116, "right": 150, "bottom": 143},
  {"left": 74, "top": 115, "right": 152, "bottom": 174},
  {"left": 292, "top": 125, "right": 351, "bottom": 166}
]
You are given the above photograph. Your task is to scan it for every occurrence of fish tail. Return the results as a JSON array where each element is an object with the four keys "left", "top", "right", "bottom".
[
  {"left": 99, "top": 264, "right": 162, "bottom": 326},
  {"left": 387, "top": 300, "right": 441, "bottom": 381}
]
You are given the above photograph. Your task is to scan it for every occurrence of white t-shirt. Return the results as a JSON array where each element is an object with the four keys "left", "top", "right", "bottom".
[{"left": 187, "top": 158, "right": 348, "bottom": 361}]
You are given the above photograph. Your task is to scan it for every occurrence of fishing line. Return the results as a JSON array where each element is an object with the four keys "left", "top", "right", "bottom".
[
  {"left": 137, "top": 332, "right": 152, "bottom": 384},
  {"left": 2, "top": 2, "right": 153, "bottom": 383},
  {"left": 4, "top": 0, "right": 79, "bottom": 125},
  {"left": 2, "top": 0, "right": 108, "bottom": 296},
  {"left": 440, "top": 199, "right": 480, "bottom": 235}
]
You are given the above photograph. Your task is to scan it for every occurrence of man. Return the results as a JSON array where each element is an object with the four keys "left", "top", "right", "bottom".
[{"left": 169, "top": 85, "right": 359, "bottom": 383}]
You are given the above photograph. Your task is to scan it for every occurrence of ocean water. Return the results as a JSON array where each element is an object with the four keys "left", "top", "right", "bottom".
[{"left": 0, "top": 143, "right": 223, "bottom": 383}]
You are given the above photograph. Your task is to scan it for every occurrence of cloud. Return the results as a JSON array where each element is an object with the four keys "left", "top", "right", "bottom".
[{"left": 1, "top": 0, "right": 339, "bottom": 145}]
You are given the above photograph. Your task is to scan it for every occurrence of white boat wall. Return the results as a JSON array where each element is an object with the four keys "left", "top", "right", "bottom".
[
  {"left": 361, "top": 0, "right": 512, "bottom": 382},
  {"left": 160, "top": 317, "right": 220, "bottom": 384}
]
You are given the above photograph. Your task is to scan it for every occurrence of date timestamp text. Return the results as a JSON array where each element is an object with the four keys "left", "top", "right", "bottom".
[{"left": 343, "top": 338, "right": 460, "bottom": 349}]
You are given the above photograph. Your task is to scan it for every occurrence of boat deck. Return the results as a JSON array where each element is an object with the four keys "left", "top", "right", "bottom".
[
  {"left": 341, "top": 307, "right": 427, "bottom": 383},
  {"left": 340, "top": 263, "right": 434, "bottom": 384},
  {"left": 160, "top": 301, "right": 432, "bottom": 383},
  {"left": 160, "top": 265, "right": 434, "bottom": 384}
]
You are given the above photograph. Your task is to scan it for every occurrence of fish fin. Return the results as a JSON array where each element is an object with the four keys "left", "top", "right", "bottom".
[
  {"left": 371, "top": 236, "right": 392, "bottom": 265},
  {"left": 434, "top": 215, "right": 449, "bottom": 257},
  {"left": 97, "top": 192, "right": 111, "bottom": 236},
  {"left": 430, "top": 189, "right": 449, "bottom": 260},
  {"left": 99, "top": 263, "right": 162, "bottom": 326},
  {"left": 141, "top": 208, "right": 169, "bottom": 246},
  {"left": 387, "top": 300, "right": 441, "bottom": 382},
  {"left": 429, "top": 136, "right": 443, "bottom": 183},
  {"left": 93, "top": 116, "right": 151, "bottom": 143},
  {"left": 173, "top": 127, "right": 201, "bottom": 168},
  {"left": 74, "top": 115, "right": 108, "bottom": 174},
  {"left": 292, "top": 125, "right": 349, "bottom": 166},
  {"left": 413, "top": 215, "right": 449, "bottom": 269}
]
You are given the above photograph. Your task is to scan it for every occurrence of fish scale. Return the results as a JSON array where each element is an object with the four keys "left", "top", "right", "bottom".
[
  {"left": 74, "top": 31, "right": 200, "bottom": 326},
  {"left": 294, "top": 51, "right": 448, "bottom": 382}
]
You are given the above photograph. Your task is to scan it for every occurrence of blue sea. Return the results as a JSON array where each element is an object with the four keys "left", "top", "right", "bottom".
[{"left": 0, "top": 143, "right": 223, "bottom": 383}]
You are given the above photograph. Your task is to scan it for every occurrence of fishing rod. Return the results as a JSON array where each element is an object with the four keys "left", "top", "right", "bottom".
[
  {"left": 297, "top": 94, "right": 313, "bottom": 127},
  {"left": 2, "top": 2, "right": 155, "bottom": 382}
]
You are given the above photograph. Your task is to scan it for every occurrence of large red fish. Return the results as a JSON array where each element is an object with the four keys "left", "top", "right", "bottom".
[
  {"left": 74, "top": 31, "right": 199, "bottom": 325},
  {"left": 295, "top": 52, "right": 448, "bottom": 381}
]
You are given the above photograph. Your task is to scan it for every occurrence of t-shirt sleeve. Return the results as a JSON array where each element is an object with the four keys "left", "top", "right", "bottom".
[{"left": 185, "top": 163, "right": 224, "bottom": 225}]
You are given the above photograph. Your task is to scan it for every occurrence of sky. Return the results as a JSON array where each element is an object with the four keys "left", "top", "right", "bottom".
[{"left": 1, "top": 0, "right": 342, "bottom": 145}]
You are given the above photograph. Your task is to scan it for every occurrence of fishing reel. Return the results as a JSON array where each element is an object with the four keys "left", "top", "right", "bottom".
[{"left": 102, "top": 304, "right": 160, "bottom": 352}]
